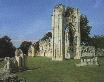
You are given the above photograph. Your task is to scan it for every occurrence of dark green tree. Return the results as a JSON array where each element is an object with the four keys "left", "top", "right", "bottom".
[
  {"left": 34, "top": 41, "right": 39, "bottom": 54},
  {"left": 0, "top": 36, "right": 16, "bottom": 57},
  {"left": 80, "top": 14, "right": 92, "bottom": 45},
  {"left": 41, "top": 32, "right": 52, "bottom": 41},
  {"left": 19, "top": 41, "right": 32, "bottom": 55},
  {"left": 91, "top": 35, "right": 104, "bottom": 48}
]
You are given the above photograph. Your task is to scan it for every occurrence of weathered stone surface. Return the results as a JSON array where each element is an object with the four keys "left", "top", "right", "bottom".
[
  {"left": 0, "top": 71, "right": 26, "bottom": 82},
  {"left": 77, "top": 46, "right": 98, "bottom": 66},
  {"left": 38, "top": 4, "right": 81, "bottom": 61},
  {"left": 3, "top": 57, "right": 17, "bottom": 73},
  {"left": 39, "top": 38, "right": 52, "bottom": 58},
  {"left": 38, "top": 4, "right": 102, "bottom": 63},
  {"left": 28, "top": 45, "right": 35, "bottom": 57},
  {"left": 15, "top": 49, "right": 27, "bottom": 70},
  {"left": 81, "top": 46, "right": 95, "bottom": 57},
  {"left": 96, "top": 48, "right": 104, "bottom": 57},
  {"left": 52, "top": 4, "right": 81, "bottom": 60},
  {"left": 0, "top": 57, "right": 26, "bottom": 82}
]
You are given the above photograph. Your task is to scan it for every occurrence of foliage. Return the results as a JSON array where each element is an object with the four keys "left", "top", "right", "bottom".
[
  {"left": 0, "top": 36, "right": 16, "bottom": 57},
  {"left": 64, "top": 7, "right": 74, "bottom": 17},
  {"left": 40, "top": 32, "right": 52, "bottom": 41},
  {"left": 65, "top": 14, "right": 92, "bottom": 46},
  {"left": 90, "top": 35, "right": 104, "bottom": 48},
  {"left": 80, "top": 14, "right": 92, "bottom": 45},
  {"left": 19, "top": 41, "right": 32, "bottom": 55},
  {"left": 17, "top": 56, "right": 104, "bottom": 82},
  {"left": 34, "top": 41, "right": 39, "bottom": 54}
]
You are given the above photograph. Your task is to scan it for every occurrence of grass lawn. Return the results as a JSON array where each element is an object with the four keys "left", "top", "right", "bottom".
[{"left": 16, "top": 56, "right": 104, "bottom": 82}]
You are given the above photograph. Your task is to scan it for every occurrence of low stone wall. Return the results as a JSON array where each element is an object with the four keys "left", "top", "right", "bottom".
[
  {"left": 81, "top": 46, "right": 95, "bottom": 57},
  {"left": 96, "top": 48, "right": 104, "bottom": 57},
  {"left": 77, "top": 46, "right": 98, "bottom": 66},
  {"left": 0, "top": 57, "right": 26, "bottom": 82},
  {"left": 0, "top": 72, "right": 26, "bottom": 82}
]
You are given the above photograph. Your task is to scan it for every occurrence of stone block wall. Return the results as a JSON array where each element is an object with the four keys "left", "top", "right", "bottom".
[
  {"left": 78, "top": 46, "right": 98, "bottom": 66},
  {"left": 15, "top": 49, "right": 27, "bottom": 70},
  {"left": 96, "top": 48, "right": 104, "bottom": 57},
  {"left": 28, "top": 45, "right": 35, "bottom": 57},
  {"left": 39, "top": 38, "right": 52, "bottom": 58},
  {"left": 81, "top": 46, "right": 95, "bottom": 57}
]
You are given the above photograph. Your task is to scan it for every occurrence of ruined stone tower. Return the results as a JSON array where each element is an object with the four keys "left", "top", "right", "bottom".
[
  {"left": 52, "top": 4, "right": 81, "bottom": 61},
  {"left": 52, "top": 4, "right": 65, "bottom": 61}
]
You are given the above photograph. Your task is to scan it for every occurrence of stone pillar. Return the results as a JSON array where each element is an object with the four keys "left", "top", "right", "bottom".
[
  {"left": 20, "top": 53, "right": 27, "bottom": 69},
  {"left": 52, "top": 4, "right": 65, "bottom": 61},
  {"left": 24, "top": 54, "right": 27, "bottom": 69},
  {"left": 73, "top": 9, "right": 81, "bottom": 59},
  {"left": 65, "top": 28, "right": 70, "bottom": 59},
  {"left": 28, "top": 45, "right": 35, "bottom": 57},
  {"left": 15, "top": 49, "right": 24, "bottom": 69},
  {"left": 21, "top": 53, "right": 25, "bottom": 68},
  {"left": 4, "top": 57, "right": 11, "bottom": 72},
  {"left": 52, "top": 13, "right": 55, "bottom": 60}
]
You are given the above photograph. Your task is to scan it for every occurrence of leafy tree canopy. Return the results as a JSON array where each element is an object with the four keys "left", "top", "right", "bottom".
[
  {"left": 40, "top": 32, "right": 52, "bottom": 41},
  {"left": 34, "top": 41, "right": 39, "bottom": 54},
  {"left": 0, "top": 36, "right": 16, "bottom": 57},
  {"left": 90, "top": 35, "right": 104, "bottom": 48},
  {"left": 19, "top": 41, "right": 32, "bottom": 55},
  {"left": 80, "top": 14, "right": 92, "bottom": 45}
]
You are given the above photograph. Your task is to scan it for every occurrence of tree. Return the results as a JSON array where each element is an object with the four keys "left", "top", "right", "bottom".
[
  {"left": 91, "top": 35, "right": 104, "bottom": 48},
  {"left": 19, "top": 41, "right": 32, "bottom": 55},
  {"left": 0, "top": 36, "right": 16, "bottom": 57},
  {"left": 80, "top": 14, "right": 92, "bottom": 45},
  {"left": 34, "top": 41, "right": 39, "bottom": 54},
  {"left": 40, "top": 32, "right": 52, "bottom": 41}
]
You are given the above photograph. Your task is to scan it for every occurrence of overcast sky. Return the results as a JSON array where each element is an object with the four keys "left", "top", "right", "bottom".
[{"left": 0, "top": 0, "right": 104, "bottom": 47}]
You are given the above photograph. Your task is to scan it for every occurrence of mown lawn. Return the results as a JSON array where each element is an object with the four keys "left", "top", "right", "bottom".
[{"left": 17, "top": 56, "right": 104, "bottom": 82}]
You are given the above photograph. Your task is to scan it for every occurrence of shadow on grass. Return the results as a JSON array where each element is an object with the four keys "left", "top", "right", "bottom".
[{"left": 26, "top": 67, "right": 40, "bottom": 71}]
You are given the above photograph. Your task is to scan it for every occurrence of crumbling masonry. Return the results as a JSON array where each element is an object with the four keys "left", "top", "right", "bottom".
[
  {"left": 35, "top": 4, "right": 99, "bottom": 64},
  {"left": 38, "top": 4, "right": 81, "bottom": 60},
  {"left": 52, "top": 4, "right": 81, "bottom": 60}
]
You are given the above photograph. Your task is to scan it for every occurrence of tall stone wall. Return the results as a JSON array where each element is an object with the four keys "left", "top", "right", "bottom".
[
  {"left": 52, "top": 4, "right": 81, "bottom": 61},
  {"left": 39, "top": 38, "right": 52, "bottom": 58},
  {"left": 28, "top": 45, "right": 35, "bottom": 57},
  {"left": 52, "top": 4, "right": 65, "bottom": 60}
]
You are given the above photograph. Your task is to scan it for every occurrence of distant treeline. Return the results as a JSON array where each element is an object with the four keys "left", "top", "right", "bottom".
[{"left": 90, "top": 35, "right": 104, "bottom": 49}]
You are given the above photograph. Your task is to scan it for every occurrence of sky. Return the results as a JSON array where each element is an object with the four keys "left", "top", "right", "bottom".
[{"left": 0, "top": 0, "right": 104, "bottom": 47}]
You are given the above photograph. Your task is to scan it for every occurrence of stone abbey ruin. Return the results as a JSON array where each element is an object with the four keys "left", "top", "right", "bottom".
[
  {"left": 39, "top": 4, "right": 81, "bottom": 60},
  {"left": 52, "top": 4, "right": 80, "bottom": 60},
  {"left": 28, "top": 4, "right": 104, "bottom": 66},
  {"left": 0, "top": 3, "right": 104, "bottom": 82}
]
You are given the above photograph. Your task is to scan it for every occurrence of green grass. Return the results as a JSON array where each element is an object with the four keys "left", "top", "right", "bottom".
[{"left": 16, "top": 56, "right": 104, "bottom": 82}]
